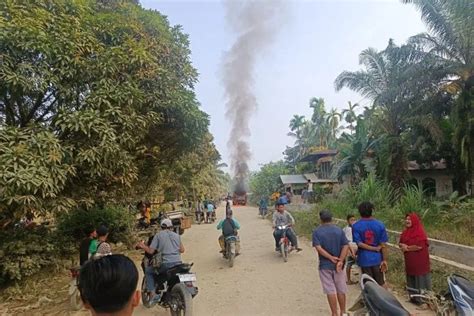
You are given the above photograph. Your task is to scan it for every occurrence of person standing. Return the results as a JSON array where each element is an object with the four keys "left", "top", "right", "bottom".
[
  {"left": 94, "top": 225, "right": 112, "bottom": 259},
  {"left": 352, "top": 201, "right": 389, "bottom": 287},
  {"left": 342, "top": 214, "right": 358, "bottom": 285},
  {"left": 79, "top": 226, "right": 97, "bottom": 266},
  {"left": 399, "top": 213, "right": 431, "bottom": 303},
  {"left": 313, "top": 210, "right": 349, "bottom": 316}
]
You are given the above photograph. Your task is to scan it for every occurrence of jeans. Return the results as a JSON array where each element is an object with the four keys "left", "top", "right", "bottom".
[
  {"left": 273, "top": 228, "right": 298, "bottom": 248},
  {"left": 144, "top": 261, "right": 182, "bottom": 292}
]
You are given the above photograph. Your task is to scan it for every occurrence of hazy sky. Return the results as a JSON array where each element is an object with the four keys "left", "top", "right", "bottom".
[{"left": 141, "top": 0, "right": 426, "bottom": 172}]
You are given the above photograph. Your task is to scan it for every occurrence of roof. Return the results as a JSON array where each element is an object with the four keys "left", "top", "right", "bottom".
[
  {"left": 280, "top": 173, "right": 338, "bottom": 184},
  {"left": 280, "top": 174, "right": 308, "bottom": 184},
  {"left": 408, "top": 160, "right": 447, "bottom": 171},
  {"left": 303, "top": 173, "right": 318, "bottom": 182},
  {"left": 299, "top": 149, "right": 338, "bottom": 163}
]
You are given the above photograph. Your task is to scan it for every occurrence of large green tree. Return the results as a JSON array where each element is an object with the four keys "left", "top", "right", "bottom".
[
  {"left": 335, "top": 41, "right": 446, "bottom": 190},
  {"left": 0, "top": 0, "right": 217, "bottom": 221},
  {"left": 402, "top": 0, "right": 474, "bottom": 194}
]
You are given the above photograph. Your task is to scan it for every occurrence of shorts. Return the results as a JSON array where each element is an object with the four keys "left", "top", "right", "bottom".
[
  {"left": 361, "top": 265, "right": 385, "bottom": 286},
  {"left": 319, "top": 269, "right": 347, "bottom": 295}
]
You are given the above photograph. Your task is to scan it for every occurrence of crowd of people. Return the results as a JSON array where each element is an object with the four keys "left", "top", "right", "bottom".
[
  {"left": 76, "top": 198, "right": 432, "bottom": 316},
  {"left": 312, "top": 201, "right": 431, "bottom": 316}
]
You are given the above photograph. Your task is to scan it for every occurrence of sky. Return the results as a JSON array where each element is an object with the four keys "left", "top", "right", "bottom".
[{"left": 141, "top": 0, "right": 427, "bottom": 172}]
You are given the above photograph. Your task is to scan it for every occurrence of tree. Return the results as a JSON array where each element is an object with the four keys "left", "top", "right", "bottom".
[
  {"left": 402, "top": 0, "right": 474, "bottom": 194},
  {"left": 326, "top": 108, "right": 342, "bottom": 142},
  {"left": 342, "top": 101, "right": 359, "bottom": 134},
  {"left": 0, "top": 0, "right": 217, "bottom": 221},
  {"left": 249, "top": 161, "right": 289, "bottom": 203},
  {"left": 335, "top": 40, "right": 447, "bottom": 190},
  {"left": 335, "top": 118, "right": 377, "bottom": 184},
  {"left": 288, "top": 114, "right": 305, "bottom": 139}
]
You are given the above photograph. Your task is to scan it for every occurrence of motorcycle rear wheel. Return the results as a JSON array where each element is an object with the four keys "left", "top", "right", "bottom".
[
  {"left": 228, "top": 242, "right": 236, "bottom": 268},
  {"left": 280, "top": 243, "right": 288, "bottom": 262},
  {"left": 170, "top": 283, "right": 193, "bottom": 316},
  {"left": 141, "top": 278, "right": 153, "bottom": 308}
]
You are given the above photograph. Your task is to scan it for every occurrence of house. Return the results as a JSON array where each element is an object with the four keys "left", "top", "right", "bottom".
[{"left": 407, "top": 160, "right": 454, "bottom": 197}]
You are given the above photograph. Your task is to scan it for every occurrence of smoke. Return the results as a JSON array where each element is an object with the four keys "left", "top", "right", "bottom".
[{"left": 222, "top": 0, "right": 287, "bottom": 193}]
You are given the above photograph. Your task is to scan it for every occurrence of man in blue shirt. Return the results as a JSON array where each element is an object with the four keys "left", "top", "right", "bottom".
[
  {"left": 352, "top": 201, "right": 389, "bottom": 287},
  {"left": 313, "top": 209, "right": 349, "bottom": 316}
]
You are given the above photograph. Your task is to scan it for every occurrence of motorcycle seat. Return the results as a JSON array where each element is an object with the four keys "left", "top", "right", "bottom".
[
  {"left": 363, "top": 281, "right": 410, "bottom": 316},
  {"left": 166, "top": 263, "right": 192, "bottom": 276}
]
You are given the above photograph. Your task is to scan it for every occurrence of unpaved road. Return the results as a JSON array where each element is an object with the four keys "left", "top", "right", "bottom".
[
  {"left": 1, "top": 204, "right": 430, "bottom": 315},
  {"left": 134, "top": 204, "right": 359, "bottom": 315}
]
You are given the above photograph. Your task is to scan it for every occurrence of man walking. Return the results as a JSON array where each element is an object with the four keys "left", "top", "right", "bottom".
[
  {"left": 352, "top": 201, "right": 389, "bottom": 287},
  {"left": 313, "top": 209, "right": 349, "bottom": 316}
]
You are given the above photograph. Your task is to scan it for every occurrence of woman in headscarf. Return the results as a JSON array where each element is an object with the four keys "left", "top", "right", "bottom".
[{"left": 399, "top": 213, "right": 431, "bottom": 303}]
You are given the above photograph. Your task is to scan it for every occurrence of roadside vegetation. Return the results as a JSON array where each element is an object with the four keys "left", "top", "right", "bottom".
[{"left": 0, "top": 0, "right": 229, "bottom": 288}]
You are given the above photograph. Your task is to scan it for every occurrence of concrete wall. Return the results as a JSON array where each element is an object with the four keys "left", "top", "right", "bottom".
[{"left": 410, "top": 170, "right": 454, "bottom": 197}]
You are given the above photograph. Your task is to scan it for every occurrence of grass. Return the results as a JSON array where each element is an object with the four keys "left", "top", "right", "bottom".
[{"left": 293, "top": 210, "right": 474, "bottom": 294}]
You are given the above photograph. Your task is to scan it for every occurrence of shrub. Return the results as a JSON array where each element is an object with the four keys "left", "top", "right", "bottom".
[
  {"left": 56, "top": 205, "right": 134, "bottom": 245},
  {"left": 0, "top": 226, "right": 75, "bottom": 286}
]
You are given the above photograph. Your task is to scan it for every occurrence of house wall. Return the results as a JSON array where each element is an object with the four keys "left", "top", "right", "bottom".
[{"left": 409, "top": 170, "right": 453, "bottom": 197}]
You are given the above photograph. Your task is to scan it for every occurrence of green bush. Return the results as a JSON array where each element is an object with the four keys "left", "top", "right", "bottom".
[
  {"left": 56, "top": 205, "right": 134, "bottom": 244},
  {"left": 0, "top": 226, "right": 75, "bottom": 286}
]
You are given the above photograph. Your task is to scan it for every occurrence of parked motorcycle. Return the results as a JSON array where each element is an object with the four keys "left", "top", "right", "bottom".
[
  {"left": 141, "top": 262, "right": 198, "bottom": 316},
  {"left": 224, "top": 236, "right": 238, "bottom": 267},
  {"left": 407, "top": 273, "right": 474, "bottom": 315},
  {"left": 349, "top": 274, "right": 410, "bottom": 316},
  {"left": 68, "top": 266, "right": 82, "bottom": 311},
  {"left": 276, "top": 225, "right": 293, "bottom": 262}
]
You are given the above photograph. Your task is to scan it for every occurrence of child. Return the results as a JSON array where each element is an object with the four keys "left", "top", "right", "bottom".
[{"left": 342, "top": 214, "right": 358, "bottom": 284}]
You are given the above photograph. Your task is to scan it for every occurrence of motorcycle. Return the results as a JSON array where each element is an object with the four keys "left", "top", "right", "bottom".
[
  {"left": 258, "top": 207, "right": 268, "bottom": 219},
  {"left": 349, "top": 274, "right": 410, "bottom": 316},
  {"left": 141, "top": 262, "right": 198, "bottom": 316},
  {"left": 276, "top": 225, "right": 293, "bottom": 262},
  {"left": 68, "top": 266, "right": 82, "bottom": 311},
  {"left": 223, "top": 236, "right": 238, "bottom": 268},
  {"left": 195, "top": 211, "right": 203, "bottom": 225},
  {"left": 407, "top": 273, "right": 473, "bottom": 315}
]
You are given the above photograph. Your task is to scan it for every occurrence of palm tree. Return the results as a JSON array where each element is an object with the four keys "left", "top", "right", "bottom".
[
  {"left": 288, "top": 114, "right": 305, "bottom": 139},
  {"left": 309, "top": 97, "right": 329, "bottom": 148},
  {"left": 326, "top": 108, "right": 342, "bottom": 143},
  {"left": 342, "top": 101, "right": 359, "bottom": 134},
  {"left": 334, "top": 40, "right": 445, "bottom": 190},
  {"left": 402, "top": 0, "right": 474, "bottom": 194}
]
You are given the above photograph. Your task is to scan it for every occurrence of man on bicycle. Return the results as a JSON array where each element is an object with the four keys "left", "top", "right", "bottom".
[{"left": 272, "top": 202, "right": 302, "bottom": 252}]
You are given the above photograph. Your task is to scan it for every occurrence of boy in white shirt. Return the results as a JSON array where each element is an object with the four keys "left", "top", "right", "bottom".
[{"left": 342, "top": 214, "right": 358, "bottom": 284}]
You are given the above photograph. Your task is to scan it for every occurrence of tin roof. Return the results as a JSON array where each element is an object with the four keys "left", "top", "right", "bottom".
[{"left": 280, "top": 174, "right": 308, "bottom": 184}]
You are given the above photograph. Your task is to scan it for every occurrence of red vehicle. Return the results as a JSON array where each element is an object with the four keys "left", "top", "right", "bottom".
[{"left": 232, "top": 191, "right": 247, "bottom": 206}]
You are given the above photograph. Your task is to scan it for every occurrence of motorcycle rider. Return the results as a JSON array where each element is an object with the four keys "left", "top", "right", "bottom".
[
  {"left": 216, "top": 209, "right": 241, "bottom": 256},
  {"left": 136, "top": 218, "right": 185, "bottom": 304},
  {"left": 272, "top": 202, "right": 302, "bottom": 252}
]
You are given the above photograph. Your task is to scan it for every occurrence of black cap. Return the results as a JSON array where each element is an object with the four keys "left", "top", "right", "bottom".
[{"left": 319, "top": 209, "right": 332, "bottom": 223}]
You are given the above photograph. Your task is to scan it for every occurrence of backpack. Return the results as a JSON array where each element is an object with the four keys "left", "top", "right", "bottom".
[{"left": 222, "top": 218, "right": 237, "bottom": 237}]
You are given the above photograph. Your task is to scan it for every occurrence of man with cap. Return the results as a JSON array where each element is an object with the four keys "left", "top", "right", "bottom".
[
  {"left": 137, "top": 218, "right": 185, "bottom": 304},
  {"left": 312, "top": 209, "right": 350, "bottom": 316},
  {"left": 272, "top": 202, "right": 302, "bottom": 252}
]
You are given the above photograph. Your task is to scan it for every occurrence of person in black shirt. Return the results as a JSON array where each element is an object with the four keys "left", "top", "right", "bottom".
[{"left": 79, "top": 226, "right": 97, "bottom": 266}]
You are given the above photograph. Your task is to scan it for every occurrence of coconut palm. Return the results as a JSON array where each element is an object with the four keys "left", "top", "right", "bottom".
[
  {"left": 288, "top": 114, "right": 306, "bottom": 139},
  {"left": 402, "top": 0, "right": 474, "bottom": 194},
  {"left": 326, "top": 108, "right": 342, "bottom": 143},
  {"left": 342, "top": 101, "right": 360, "bottom": 134}
]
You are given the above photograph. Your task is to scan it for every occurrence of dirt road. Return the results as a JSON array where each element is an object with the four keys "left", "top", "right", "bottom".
[
  {"left": 1, "top": 204, "right": 430, "bottom": 315},
  {"left": 133, "top": 205, "right": 359, "bottom": 316}
]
